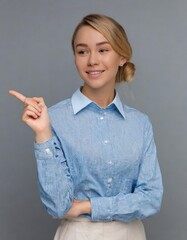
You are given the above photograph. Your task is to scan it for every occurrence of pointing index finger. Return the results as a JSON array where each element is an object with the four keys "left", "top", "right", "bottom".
[{"left": 9, "top": 90, "right": 26, "bottom": 103}]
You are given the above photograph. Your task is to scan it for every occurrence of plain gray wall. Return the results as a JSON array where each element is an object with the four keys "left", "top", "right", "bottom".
[{"left": 1, "top": 0, "right": 187, "bottom": 239}]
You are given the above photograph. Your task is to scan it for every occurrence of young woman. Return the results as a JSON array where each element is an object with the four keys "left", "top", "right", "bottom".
[{"left": 9, "top": 14, "right": 163, "bottom": 240}]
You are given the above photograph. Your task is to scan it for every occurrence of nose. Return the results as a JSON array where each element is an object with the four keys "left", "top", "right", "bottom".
[{"left": 87, "top": 52, "right": 99, "bottom": 66}]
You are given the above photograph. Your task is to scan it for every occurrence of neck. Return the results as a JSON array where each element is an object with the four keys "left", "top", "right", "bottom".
[{"left": 81, "top": 85, "right": 115, "bottom": 108}]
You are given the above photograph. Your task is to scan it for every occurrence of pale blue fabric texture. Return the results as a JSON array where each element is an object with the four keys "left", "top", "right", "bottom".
[{"left": 34, "top": 88, "right": 163, "bottom": 222}]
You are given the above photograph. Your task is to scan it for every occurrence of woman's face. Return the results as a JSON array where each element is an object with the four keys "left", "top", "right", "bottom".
[{"left": 73, "top": 26, "right": 126, "bottom": 92}]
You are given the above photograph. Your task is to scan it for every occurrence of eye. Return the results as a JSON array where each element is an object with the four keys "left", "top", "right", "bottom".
[
  {"left": 99, "top": 49, "right": 109, "bottom": 53},
  {"left": 77, "top": 50, "right": 88, "bottom": 55}
]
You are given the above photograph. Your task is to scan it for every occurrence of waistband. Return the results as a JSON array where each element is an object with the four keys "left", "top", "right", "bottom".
[{"left": 63, "top": 216, "right": 142, "bottom": 225}]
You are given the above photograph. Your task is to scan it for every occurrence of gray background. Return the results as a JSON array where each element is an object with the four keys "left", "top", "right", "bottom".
[{"left": 0, "top": 0, "right": 186, "bottom": 239}]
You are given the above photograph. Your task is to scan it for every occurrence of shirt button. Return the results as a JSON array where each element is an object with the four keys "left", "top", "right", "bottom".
[
  {"left": 45, "top": 148, "right": 53, "bottom": 157},
  {"left": 103, "top": 140, "right": 109, "bottom": 144},
  {"left": 100, "top": 116, "right": 104, "bottom": 120},
  {"left": 45, "top": 148, "right": 51, "bottom": 154},
  {"left": 107, "top": 178, "right": 113, "bottom": 184},
  {"left": 108, "top": 160, "right": 113, "bottom": 165}
]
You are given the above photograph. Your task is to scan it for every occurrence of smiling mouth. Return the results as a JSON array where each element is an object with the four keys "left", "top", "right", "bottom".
[{"left": 86, "top": 70, "right": 105, "bottom": 76}]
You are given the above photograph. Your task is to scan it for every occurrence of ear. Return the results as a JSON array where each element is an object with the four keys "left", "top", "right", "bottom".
[{"left": 119, "top": 56, "right": 127, "bottom": 67}]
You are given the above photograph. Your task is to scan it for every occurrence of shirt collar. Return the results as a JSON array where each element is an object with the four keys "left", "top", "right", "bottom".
[
  {"left": 112, "top": 92, "right": 126, "bottom": 119},
  {"left": 71, "top": 88, "right": 126, "bottom": 119}
]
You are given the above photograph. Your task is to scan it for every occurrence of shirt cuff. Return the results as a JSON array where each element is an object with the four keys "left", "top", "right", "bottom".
[
  {"left": 90, "top": 197, "right": 113, "bottom": 221},
  {"left": 34, "top": 135, "right": 61, "bottom": 160}
]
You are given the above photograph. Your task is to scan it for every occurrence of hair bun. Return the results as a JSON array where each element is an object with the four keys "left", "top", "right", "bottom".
[{"left": 123, "top": 62, "right": 136, "bottom": 83}]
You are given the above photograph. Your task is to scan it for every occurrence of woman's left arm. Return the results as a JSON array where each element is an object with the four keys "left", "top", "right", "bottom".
[{"left": 90, "top": 119, "right": 163, "bottom": 222}]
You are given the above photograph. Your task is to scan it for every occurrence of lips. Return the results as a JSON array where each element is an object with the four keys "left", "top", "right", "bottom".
[{"left": 85, "top": 70, "right": 105, "bottom": 78}]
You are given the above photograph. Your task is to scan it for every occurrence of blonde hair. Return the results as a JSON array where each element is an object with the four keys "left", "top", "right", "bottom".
[{"left": 72, "top": 14, "right": 135, "bottom": 83}]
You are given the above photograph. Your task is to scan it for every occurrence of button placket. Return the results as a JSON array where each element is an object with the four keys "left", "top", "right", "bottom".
[{"left": 99, "top": 109, "right": 114, "bottom": 187}]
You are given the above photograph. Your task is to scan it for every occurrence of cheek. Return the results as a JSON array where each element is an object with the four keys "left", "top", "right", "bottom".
[
  {"left": 75, "top": 57, "right": 86, "bottom": 71},
  {"left": 109, "top": 59, "right": 121, "bottom": 73},
  {"left": 104, "top": 54, "right": 121, "bottom": 68},
  {"left": 75, "top": 59, "right": 82, "bottom": 72}
]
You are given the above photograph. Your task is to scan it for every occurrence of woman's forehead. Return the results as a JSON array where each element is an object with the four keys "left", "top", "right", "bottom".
[{"left": 74, "top": 26, "right": 108, "bottom": 46}]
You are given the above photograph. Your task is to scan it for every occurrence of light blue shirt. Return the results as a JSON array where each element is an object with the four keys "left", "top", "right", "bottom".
[{"left": 34, "top": 88, "right": 163, "bottom": 222}]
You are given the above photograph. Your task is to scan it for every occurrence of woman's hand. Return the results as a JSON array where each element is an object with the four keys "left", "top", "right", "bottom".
[
  {"left": 9, "top": 90, "right": 52, "bottom": 143},
  {"left": 65, "top": 199, "right": 91, "bottom": 218}
]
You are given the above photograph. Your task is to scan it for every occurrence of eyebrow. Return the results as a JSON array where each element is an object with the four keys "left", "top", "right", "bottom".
[{"left": 75, "top": 41, "right": 110, "bottom": 48}]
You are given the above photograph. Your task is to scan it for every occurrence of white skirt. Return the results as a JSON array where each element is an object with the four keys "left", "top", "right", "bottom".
[{"left": 54, "top": 216, "right": 146, "bottom": 240}]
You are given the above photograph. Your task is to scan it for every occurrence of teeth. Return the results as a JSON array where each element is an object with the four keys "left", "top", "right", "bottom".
[{"left": 88, "top": 71, "right": 102, "bottom": 75}]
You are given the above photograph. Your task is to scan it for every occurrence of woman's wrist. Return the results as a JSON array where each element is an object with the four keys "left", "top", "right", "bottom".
[
  {"left": 80, "top": 200, "right": 91, "bottom": 215},
  {"left": 35, "top": 128, "right": 52, "bottom": 143}
]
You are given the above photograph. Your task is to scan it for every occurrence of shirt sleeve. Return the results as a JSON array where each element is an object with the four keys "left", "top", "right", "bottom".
[
  {"left": 34, "top": 128, "right": 74, "bottom": 218},
  {"left": 90, "top": 119, "right": 163, "bottom": 222}
]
